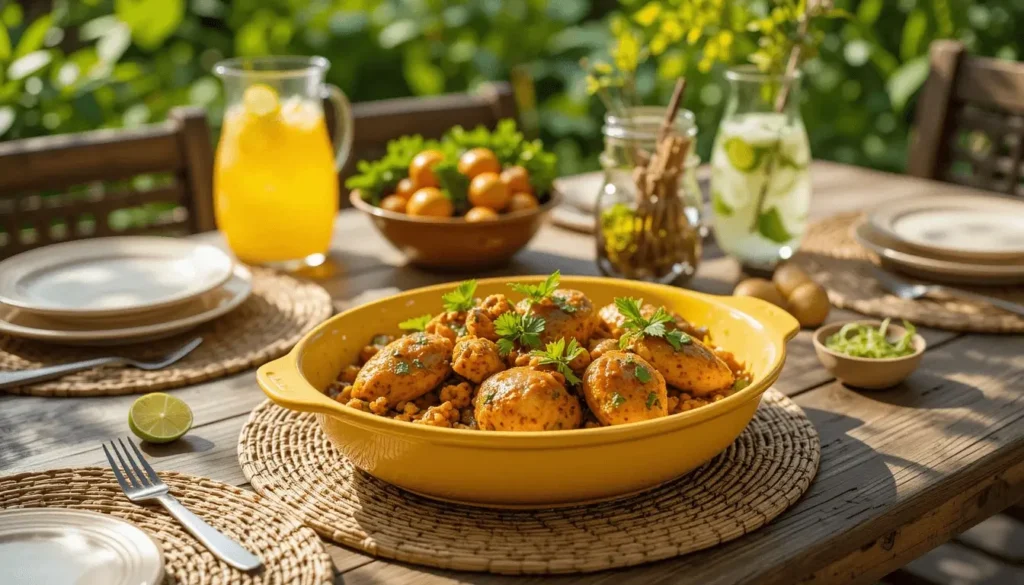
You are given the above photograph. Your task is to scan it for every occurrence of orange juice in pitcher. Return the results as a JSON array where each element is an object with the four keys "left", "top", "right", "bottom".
[{"left": 213, "top": 57, "right": 352, "bottom": 268}]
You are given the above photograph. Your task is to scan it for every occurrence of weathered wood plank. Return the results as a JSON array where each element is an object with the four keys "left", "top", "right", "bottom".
[{"left": 955, "top": 514, "right": 1024, "bottom": 565}]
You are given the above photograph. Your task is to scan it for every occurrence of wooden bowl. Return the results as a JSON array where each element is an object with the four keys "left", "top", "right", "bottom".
[
  {"left": 349, "top": 190, "right": 562, "bottom": 270},
  {"left": 812, "top": 320, "right": 926, "bottom": 390}
]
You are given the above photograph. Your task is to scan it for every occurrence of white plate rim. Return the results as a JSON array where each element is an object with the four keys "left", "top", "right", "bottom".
[
  {"left": 0, "top": 265, "right": 252, "bottom": 343},
  {"left": 0, "top": 508, "right": 164, "bottom": 585},
  {"left": 868, "top": 193, "right": 1024, "bottom": 261},
  {"left": 854, "top": 222, "right": 1024, "bottom": 279},
  {"left": 0, "top": 237, "right": 235, "bottom": 318}
]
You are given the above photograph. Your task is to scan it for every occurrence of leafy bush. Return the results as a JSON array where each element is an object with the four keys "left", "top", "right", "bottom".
[{"left": 1, "top": 0, "right": 1022, "bottom": 176}]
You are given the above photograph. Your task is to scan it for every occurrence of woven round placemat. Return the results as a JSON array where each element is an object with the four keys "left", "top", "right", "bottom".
[
  {"left": 0, "top": 467, "right": 333, "bottom": 585},
  {"left": 796, "top": 212, "right": 1024, "bottom": 333},
  {"left": 0, "top": 268, "right": 333, "bottom": 397},
  {"left": 238, "top": 389, "right": 819, "bottom": 574}
]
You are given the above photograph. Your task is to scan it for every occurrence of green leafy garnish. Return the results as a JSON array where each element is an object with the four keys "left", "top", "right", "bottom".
[
  {"left": 509, "top": 271, "right": 575, "bottom": 313},
  {"left": 615, "top": 297, "right": 692, "bottom": 351},
  {"left": 712, "top": 191, "right": 734, "bottom": 217},
  {"left": 393, "top": 361, "right": 410, "bottom": 375},
  {"left": 645, "top": 391, "right": 660, "bottom": 409},
  {"left": 825, "top": 318, "right": 918, "bottom": 359},
  {"left": 610, "top": 392, "right": 627, "bottom": 409},
  {"left": 757, "top": 207, "right": 794, "bottom": 244},
  {"left": 398, "top": 314, "right": 433, "bottom": 332},
  {"left": 344, "top": 134, "right": 442, "bottom": 204},
  {"left": 494, "top": 312, "right": 545, "bottom": 356},
  {"left": 412, "top": 358, "right": 425, "bottom": 369},
  {"left": 483, "top": 391, "right": 496, "bottom": 405},
  {"left": 433, "top": 159, "right": 470, "bottom": 214},
  {"left": 529, "top": 338, "right": 584, "bottom": 386},
  {"left": 634, "top": 363, "right": 652, "bottom": 383},
  {"left": 442, "top": 280, "right": 477, "bottom": 313}
]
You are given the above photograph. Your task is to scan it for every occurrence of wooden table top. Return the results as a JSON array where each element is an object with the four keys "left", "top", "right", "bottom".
[{"left": 2, "top": 160, "right": 1022, "bottom": 585}]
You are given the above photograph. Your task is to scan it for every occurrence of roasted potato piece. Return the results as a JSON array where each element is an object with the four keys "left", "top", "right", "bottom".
[
  {"left": 583, "top": 351, "right": 667, "bottom": 426},
  {"left": 518, "top": 288, "right": 595, "bottom": 346},
  {"left": 474, "top": 367, "right": 581, "bottom": 431},
  {"left": 351, "top": 333, "right": 453, "bottom": 406},
  {"left": 452, "top": 336, "right": 505, "bottom": 383},
  {"left": 425, "top": 311, "right": 466, "bottom": 344},
  {"left": 631, "top": 336, "right": 734, "bottom": 396}
]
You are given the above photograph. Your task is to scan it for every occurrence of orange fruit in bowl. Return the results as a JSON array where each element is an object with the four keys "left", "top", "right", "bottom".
[
  {"left": 465, "top": 206, "right": 500, "bottom": 222},
  {"left": 468, "top": 172, "right": 509, "bottom": 211},
  {"left": 380, "top": 194, "right": 407, "bottom": 213},
  {"left": 458, "top": 148, "right": 501, "bottom": 178},
  {"left": 409, "top": 150, "right": 445, "bottom": 188},
  {"left": 506, "top": 192, "right": 539, "bottom": 212},
  {"left": 395, "top": 178, "right": 417, "bottom": 200},
  {"left": 407, "top": 187, "right": 453, "bottom": 218},
  {"left": 500, "top": 165, "right": 532, "bottom": 194}
]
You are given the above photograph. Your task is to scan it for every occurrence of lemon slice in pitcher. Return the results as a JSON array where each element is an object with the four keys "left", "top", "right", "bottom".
[
  {"left": 129, "top": 392, "right": 193, "bottom": 443},
  {"left": 723, "top": 137, "right": 761, "bottom": 172},
  {"left": 243, "top": 83, "right": 280, "bottom": 117}
]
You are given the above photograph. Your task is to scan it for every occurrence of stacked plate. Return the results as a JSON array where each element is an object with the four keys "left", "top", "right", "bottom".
[
  {"left": 856, "top": 193, "right": 1024, "bottom": 286},
  {"left": 0, "top": 237, "right": 252, "bottom": 346}
]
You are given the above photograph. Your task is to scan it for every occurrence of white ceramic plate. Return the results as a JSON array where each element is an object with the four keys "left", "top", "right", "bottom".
[
  {"left": 0, "top": 237, "right": 234, "bottom": 318},
  {"left": 0, "top": 508, "right": 164, "bottom": 585},
  {"left": 868, "top": 194, "right": 1024, "bottom": 262},
  {"left": 854, "top": 222, "right": 1024, "bottom": 285},
  {"left": 0, "top": 265, "right": 252, "bottom": 346}
]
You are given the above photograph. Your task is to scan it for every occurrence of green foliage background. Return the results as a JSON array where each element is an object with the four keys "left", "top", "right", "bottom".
[{"left": 1, "top": 0, "right": 1022, "bottom": 176}]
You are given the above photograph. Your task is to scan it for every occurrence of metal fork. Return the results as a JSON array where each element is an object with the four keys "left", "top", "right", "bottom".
[
  {"left": 873, "top": 269, "right": 1024, "bottom": 318},
  {"left": 102, "top": 437, "right": 262, "bottom": 571},
  {"left": 0, "top": 337, "right": 203, "bottom": 390}
]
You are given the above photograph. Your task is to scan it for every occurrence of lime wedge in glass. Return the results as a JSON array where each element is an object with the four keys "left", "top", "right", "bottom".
[
  {"left": 242, "top": 83, "right": 280, "bottom": 117},
  {"left": 129, "top": 392, "right": 193, "bottom": 444},
  {"left": 723, "top": 137, "right": 762, "bottom": 172}
]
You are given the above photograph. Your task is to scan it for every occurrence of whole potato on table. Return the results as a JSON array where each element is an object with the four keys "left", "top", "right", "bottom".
[
  {"left": 733, "top": 278, "right": 789, "bottom": 310},
  {"left": 788, "top": 281, "right": 831, "bottom": 327}
]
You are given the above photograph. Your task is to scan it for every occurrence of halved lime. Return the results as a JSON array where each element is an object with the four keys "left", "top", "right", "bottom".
[
  {"left": 723, "top": 137, "right": 761, "bottom": 172},
  {"left": 129, "top": 392, "right": 193, "bottom": 444},
  {"left": 242, "top": 83, "right": 280, "bottom": 117}
]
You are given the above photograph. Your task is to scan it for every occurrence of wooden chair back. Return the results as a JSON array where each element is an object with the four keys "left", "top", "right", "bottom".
[
  {"left": 330, "top": 82, "right": 518, "bottom": 191},
  {"left": 0, "top": 107, "right": 215, "bottom": 259},
  {"left": 909, "top": 40, "right": 1024, "bottom": 197}
]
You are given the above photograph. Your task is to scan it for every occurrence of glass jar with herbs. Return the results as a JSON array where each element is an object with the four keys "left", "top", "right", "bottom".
[{"left": 595, "top": 106, "right": 703, "bottom": 284}]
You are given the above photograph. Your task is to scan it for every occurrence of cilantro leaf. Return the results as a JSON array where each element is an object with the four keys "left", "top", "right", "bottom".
[
  {"left": 483, "top": 391, "right": 496, "bottom": 405},
  {"left": 509, "top": 271, "right": 569, "bottom": 309},
  {"left": 495, "top": 312, "right": 545, "bottom": 355},
  {"left": 398, "top": 314, "right": 433, "bottom": 332},
  {"left": 442, "top": 280, "right": 477, "bottom": 313},
  {"left": 610, "top": 392, "right": 627, "bottom": 409},
  {"left": 412, "top": 358, "right": 425, "bottom": 369},
  {"left": 634, "top": 363, "right": 652, "bottom": 383},
  {"left": 529, "top": 337, "right": 584, "bottom": 386},
  {"left": 393, "top": 361, "right": 410, "bottom": 375},
  {"left": 614, "top": 297, "right": 688, "bottom": 352}
]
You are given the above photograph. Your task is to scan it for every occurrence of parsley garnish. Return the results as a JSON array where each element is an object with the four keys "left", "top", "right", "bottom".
[
  {"left": 529, "top": 337, "right": 585, "bottom": 386},
  {"left": 442, "top": 280, "right": 477, "bottom": 313},
  {"left": 494, "top": 312, "right": 546, "bottom": 356},
  {"left": 645, "top": 391, "right": 660, "bottom": 409},
  {"left": 394, "top": 361, "right": 410, "bottom": 375},
  {"left": 483, "top": 391, "right": 496, "bottom": 404},
  {"left": 615, "top": 297, "right": 692, "bottom": 351},
  {"left": 634, "top": 363, "right": 652, "bottom": 383},
  {"left": 610, "top": 392, "right": 627, "bottom": 408},
  {"left": 398, "top": 314, "right": 433, "bottom": 332},
  {"left": 509, "top": 271, "right": 576, "bottom": 313},
  {"left": 412, "top": 358, "right": 425, "bottom": 369}
]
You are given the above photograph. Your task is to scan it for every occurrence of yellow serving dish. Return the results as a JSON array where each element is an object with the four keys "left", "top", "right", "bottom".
[{"left": 257, "top": 276, "right": 799, "bottom": 507}]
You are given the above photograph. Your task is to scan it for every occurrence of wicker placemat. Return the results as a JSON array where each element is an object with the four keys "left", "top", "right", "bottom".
[
  {"left": 0, "top": 467, "right": 332, "bottom": 585},
  {"left": 796, "top": 212, "right": 1024, "bottom": 333},
  {"left": 0, "top": 268, "right": 333, "bottom": 397},
  {"left": 238, "top": 389, "right": 818, "bottom": 574}
]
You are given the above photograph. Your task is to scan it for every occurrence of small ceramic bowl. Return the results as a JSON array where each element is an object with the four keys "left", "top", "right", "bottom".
[
  {"left": 812, "top": 320, "right": 926, "bottom": 390},
  {"left": 350, "top": 190, "right": 562, "bottom": 270}
]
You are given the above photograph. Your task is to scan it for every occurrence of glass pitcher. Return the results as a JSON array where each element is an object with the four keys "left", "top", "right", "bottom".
[
  {"left": 710, "top": 66, "right": 811, "bottom": 272},
  {"left": 213, "top": 56, "right": 353, "bottom": 269}
]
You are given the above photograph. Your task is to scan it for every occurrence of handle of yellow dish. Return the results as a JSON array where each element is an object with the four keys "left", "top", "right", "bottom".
[
  {"left": 257, "top": 356, "right": 341, "bottom": 415},
  {"left": 728, "top": 296, "right": 801, "bottom": 343}
]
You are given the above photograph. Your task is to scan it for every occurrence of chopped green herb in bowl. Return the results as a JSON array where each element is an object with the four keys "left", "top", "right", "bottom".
[
  {"left": 824, "top": 318, "right": 917, "bottom": 359},
  {"left": 813, "top": 319, "right": 926, "bottom": 390}
]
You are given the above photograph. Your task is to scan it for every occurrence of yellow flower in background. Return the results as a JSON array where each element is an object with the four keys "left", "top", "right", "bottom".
[{"left": 613, "top": 31, "right": 641, "bottom": 73}]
